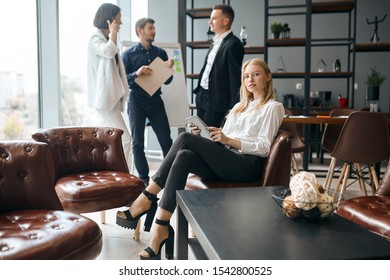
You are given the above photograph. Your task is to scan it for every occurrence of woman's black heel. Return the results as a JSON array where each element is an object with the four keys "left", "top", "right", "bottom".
[
  {"left": 116, "top": 190, "right": 159, "bottom": 231},
  {"left": 140, "top": 219, "right": 175, "bottom": 260}
]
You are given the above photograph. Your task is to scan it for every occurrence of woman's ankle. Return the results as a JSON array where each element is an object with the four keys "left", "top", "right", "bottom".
[{"left": 129, "top": 194, "right": 152, "bottom": 215}]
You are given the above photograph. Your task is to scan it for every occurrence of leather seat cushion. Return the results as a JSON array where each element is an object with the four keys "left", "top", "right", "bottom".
[
  {"left": 0, "top": 209, "right": 102, "bottom": 260},
  {"left": 337, "top": 196, "right": 390, "bottom": 239},
  {"left": 55, "top": 171, "right": 145, "bottom": 213}
]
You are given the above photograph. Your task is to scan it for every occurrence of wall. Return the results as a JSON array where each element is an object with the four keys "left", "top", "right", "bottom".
[
  {"left": 149, "top": 0, "right": 390, "bottom": 111},
  {"left": 148, "top": 0, "right": 178, "bottom": 42}
]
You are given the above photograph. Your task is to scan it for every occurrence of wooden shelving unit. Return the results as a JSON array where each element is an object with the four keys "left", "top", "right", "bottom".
[
  {"left": 354, "top": 42, "right": 390, "bottom": 52},
  {"left": 264, "top": 0, "right": 356, "bottom": 105},
  {"left": 186, "top": 8, "right": 212, "bottom": 19},
  {"left": 264, "top": 0, "right": 356, "bottom": 171},
  {"left": 267, "top": 38, "right": 306, "bottom": 46},
  {"left": 311, "top": 0, "right": 355, "bottom": 13}
]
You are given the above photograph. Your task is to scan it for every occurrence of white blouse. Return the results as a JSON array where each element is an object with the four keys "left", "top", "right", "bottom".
[{"left": 222, "top": 99, "right": 285, "bottom": 157}]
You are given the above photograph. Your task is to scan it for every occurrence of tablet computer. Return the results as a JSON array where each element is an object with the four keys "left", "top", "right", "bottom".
[{"left": 185, "top": 115, "right": 212, "bottom": 140}]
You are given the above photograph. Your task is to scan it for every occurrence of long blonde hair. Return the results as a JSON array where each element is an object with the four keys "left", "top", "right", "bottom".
[{"left": 230, "top": 59, "right": 276, "bottom": 115}]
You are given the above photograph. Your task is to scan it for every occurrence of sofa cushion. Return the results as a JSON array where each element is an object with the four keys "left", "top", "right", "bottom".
[
  {"left": 0, "top": 209, "right": 102, "bottom": 260},
  {"left": 55, "top": 171, "right": 145, "bottom": 213},
  {"left": 336, "top": 196, "right": 390, "bottom": 239}
]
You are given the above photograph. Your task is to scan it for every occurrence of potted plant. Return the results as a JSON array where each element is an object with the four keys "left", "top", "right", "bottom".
[
  {"left": 366, "top": 66, "right": 386, "bottom": 101},
  {"left": 270, "top": 21, "right": 284, "bottom": 39}
]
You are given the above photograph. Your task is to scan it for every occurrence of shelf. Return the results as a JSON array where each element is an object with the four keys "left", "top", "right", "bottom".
[
  {"left": 310, "top": 72, "right": 353, "bottom": 78},
  {"left": 186, "top": 8, "right": 212, "bottom": 19},
  {"left": 244, "top": 46, "right": 264, "bottom": 54},
  {"left": 186, "top": 74, "right": 200, "bottom": 79},
  {"left": 272, "top": 72, "right": 305, "bottom": 78},
  {"left": 354, "top": 42, "right": 390, "bottom": 52},
  {"left": 271, "top": 72, "right": 353, "bottom": 79},
  {"left": 186, "top": 41, "right": 211, "bottom": 49},
  {"left": 312, "top": 0, "right": 355, "bottom": 14},
  {"left": 186, "top": 41, "right": 264, "bottom": 54},
  {"left": 267, "top": 38, "right": 306, "bottom": 47}
]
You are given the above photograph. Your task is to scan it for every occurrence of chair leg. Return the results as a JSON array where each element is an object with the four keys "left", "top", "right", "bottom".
[
  {"left": 291, "top": 153, "right": 299, "bottom": 175},
  {"left": 324, "top": 157, "right": 336, "bottom": 193},
  {"left": 369, "top": 165, "right": 380, "bottom": 194},
  {"left": 354, "top": 163, "right": 368, "bottom": 196},
  {"left": 133, "top": 219, "right": 141, "bottom": 241},
  {"left": 332, "top": 162, "right": 347, "bottom": 201},
  {"left": 100, "top": 211, "right": 106, "bottom": 224},
  {"left": 338, "top": 163, "right": 351, "bottom": 205}
]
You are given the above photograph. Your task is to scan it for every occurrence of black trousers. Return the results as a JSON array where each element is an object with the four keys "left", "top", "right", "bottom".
[
  {"left": 128, "top": 92, "right": 172, "bottom": 183},
  {"left": 151, "top": 132, "right": 265, "bottom": 213},
  {"left": 195, "top": 88, "right": 226, "bottom": 127}
]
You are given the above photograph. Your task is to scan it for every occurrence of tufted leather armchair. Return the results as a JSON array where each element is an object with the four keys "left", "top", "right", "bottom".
[
  {"left": 32, "top": 127, "right": 145, "bottom": 240},
  {"left": 185, "top": 131, "right": 292, "bottom": 190},
  {"left": 337, "top": 160, "right": 390, "bottom": 239},
  {"left": 0, "top": 141, "right": 102, "bottom": 259}
]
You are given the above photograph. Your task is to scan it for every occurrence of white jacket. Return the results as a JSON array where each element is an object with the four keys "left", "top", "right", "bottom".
[{"left": 87, "top": 29, "right": 129, "bottom": 112}]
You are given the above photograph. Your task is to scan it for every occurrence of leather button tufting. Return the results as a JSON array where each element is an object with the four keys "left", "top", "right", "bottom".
[
  {"left": 29, "top": 233, "right": 38, "bottom": 239},
  {"left": 1, "top": 153, "right": 8, "bottom": 159},
  {"left": 18, "top": 171, "right": 27, "bottom": 178},
  {"left": 108, "top": 130, "right": 113, "bottom": 135},
  {"left": 52, "top": 224, "right": 65, "bottom": 230},
  {"left": 1, "top": 245, "right": 10, "bottom": 252},
  {"left": 25, "top": 146, "right": 32, "bottom": 152},
  {"left": 103, "top": 146, "right": 108, "bottom": 151}
]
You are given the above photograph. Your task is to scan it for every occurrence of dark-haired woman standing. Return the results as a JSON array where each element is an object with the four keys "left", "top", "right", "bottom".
[{"left": 87, "top": 3, "right": 132, "bottom": 169}]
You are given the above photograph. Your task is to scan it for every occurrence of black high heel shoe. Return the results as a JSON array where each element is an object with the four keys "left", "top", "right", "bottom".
[
  {"left": 140, "top": 219, "right": 174, "bottom": 260},
  {"left": 116, "top": 190, "right": 159, "bottom": 232}
]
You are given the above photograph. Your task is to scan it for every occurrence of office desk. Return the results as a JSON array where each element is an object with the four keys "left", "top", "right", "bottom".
[
  {"left": 176, "top": 187, "right": 390, "bottom": 260},
  {"left": 283, "top": 116, "right": 348, "bottom": 125}
]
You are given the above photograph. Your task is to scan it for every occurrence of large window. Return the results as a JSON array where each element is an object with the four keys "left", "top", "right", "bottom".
[
  {"left": 0, "top": 0, "right": 146, "bottom": 140},
  {"left": 0, "top": 2, "right": 38, "bottom": 140}
]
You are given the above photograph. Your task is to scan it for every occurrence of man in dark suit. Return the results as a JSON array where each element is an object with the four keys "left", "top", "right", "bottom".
[{"left": 193, "top": 4, "right": 244, "bottom": 127}]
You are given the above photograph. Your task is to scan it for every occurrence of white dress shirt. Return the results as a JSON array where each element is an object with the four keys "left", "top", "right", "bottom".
[
  {"left": 200, "top": 30, "right": 232, "bottom": 90},
  {"left": 222, "top": 99, "right": 285, "bottom": 157}
]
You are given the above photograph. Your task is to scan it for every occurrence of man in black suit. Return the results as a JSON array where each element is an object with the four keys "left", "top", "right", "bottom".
[{"left": 193, "top": 4, "right": 244, "bottom": 127}]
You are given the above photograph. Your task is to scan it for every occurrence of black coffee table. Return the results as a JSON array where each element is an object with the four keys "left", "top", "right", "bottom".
[{"left": 176, "top": 186, "right": 390, "bottom": 260}]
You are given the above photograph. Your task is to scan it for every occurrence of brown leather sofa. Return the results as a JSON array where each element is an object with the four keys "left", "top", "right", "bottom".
[
  {"left": 0, "top": 141, "right": 103, "bottom": 259},
  {"left": 337, "top": 161, "right": 390, "bottom": 240},
  {"left": 185, "top": 131, "right": 292, "bottom": 190},
  {"left": 32, "top": 127, "right": 145, "bottom": 218}
]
